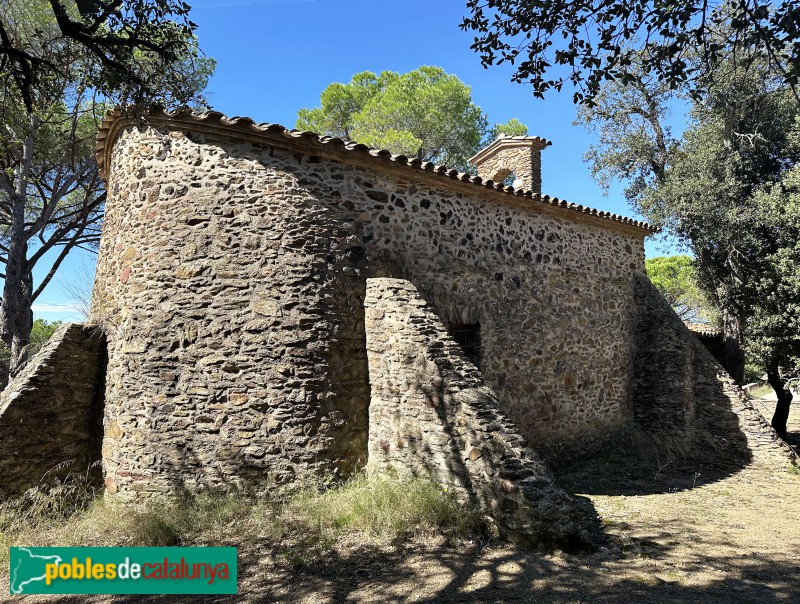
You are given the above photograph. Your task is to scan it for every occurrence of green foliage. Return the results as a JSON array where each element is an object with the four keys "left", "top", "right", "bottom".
[
  {"left": 744, "top": 362, "right": 766, "bottom": 384},
  {"left": 0, "top": 0, "right": 211, "bottom": 111},
  {"left": 579, "top": 46, "right": 800, "bottom": 399},
  {"left": 487, "top": 117, "right": 528, "bottom": 139},
  {"left": 296, "top": 70, "right": 384, "bottom": 140},
  {"left": 742, "top": 160, "right": 800, "bottom": 378},
  {"left": 649, "top": 68, "right": 799, "bottom": 336},
  {"left": 461, "top": 0, "right": 800, "bottom": 105},
  {"left": 29, "top": 319, "right": 62, "bottom": 357},
  {"left": 298, "top": 67, "right": 522, "bottom": 170},
  {"left": 574, "top": 62, "right": 678, "bottom": 205},
  {"left": 0, "top": 319, "right": 62, "bottom": 370},
  {"left": 645, "top": 256, "right": 718, "bottom": 323}
]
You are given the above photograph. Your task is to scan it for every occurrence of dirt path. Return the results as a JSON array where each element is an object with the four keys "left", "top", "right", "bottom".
[
  {"left": 7, "top": 398, "right": 799, "bottom": 603},
  {"left": 253, "top": 398, "right": 799, "bottom": 603}
]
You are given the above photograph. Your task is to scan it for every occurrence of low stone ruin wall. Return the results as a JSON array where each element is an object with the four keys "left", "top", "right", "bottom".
[
  {"left": 364, "top": 278, "right": 590, "bottom": 548},
  {"left": 0, "top": 323, "right": 106, "bottom": 498}
]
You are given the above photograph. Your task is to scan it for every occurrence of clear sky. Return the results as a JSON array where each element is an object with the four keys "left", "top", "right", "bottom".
[{"left": 33, "top": 0, "right": 681, "bottom": 322}]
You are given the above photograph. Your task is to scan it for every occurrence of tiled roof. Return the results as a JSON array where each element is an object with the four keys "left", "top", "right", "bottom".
[
  {"left": 685, "top": 322, "right": 722, "bottom": 337},
  {"left": 467, "top": 135, "right": 552, "bottom": 165},
  {"left": 96, "top": 108, "right": 658, "bottom": 234}
]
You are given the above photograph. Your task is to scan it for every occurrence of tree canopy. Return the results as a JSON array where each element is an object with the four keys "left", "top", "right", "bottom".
[
  {"left": 461, "top": 0, "right": 800, "bottom": 105},
  {"left": 645, "top": 255, "right": 718, "bottom": 324},
  {"left": 488, "top": 117, "right": 529, "bottom": 140},
  {"left": 29, "top": 318, "right": 61, "bottom": 356},
  {"left": 297, "top": 67, "right": 527, "bottom": 170},
  {"left": 578, "top": 49, "right": 800, "bottom": 435},
  {"left": 0, "top": 0, "right": 205, "bottom": 111},
  {"left": 736, "top": 156, "right": 800, "bottom": 436},
  {"left": 0, "top": 0, "right": 213, "bottom": 382}
]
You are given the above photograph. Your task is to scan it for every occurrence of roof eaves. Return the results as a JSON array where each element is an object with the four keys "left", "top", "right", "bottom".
[
  {"left": 467, "top": 135, "right": 552, "bottom": 165},
  {"left": 96, "top": 107, "right": 659, "bottom": 235}
]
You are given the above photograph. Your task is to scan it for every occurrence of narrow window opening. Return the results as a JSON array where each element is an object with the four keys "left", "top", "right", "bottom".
[
  {"left": 448, "top": 322, "right": 481, "bottom": 369},
  {"left": 502, "top": 172, "right": 517, "bottom": 187},
  {"left": 491, "top": 168, "right": 513, "bottom": 186}
]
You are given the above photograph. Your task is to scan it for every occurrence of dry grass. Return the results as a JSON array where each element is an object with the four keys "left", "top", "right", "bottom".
[
  {"left": 0, "top": 472, "right": 483, "bottom": 571},
  {"left": 746, "top": 383, "right": 774, "bottom": 399},
  {"left": 290, "top": 473, "right": 482, "bottom": 540}
]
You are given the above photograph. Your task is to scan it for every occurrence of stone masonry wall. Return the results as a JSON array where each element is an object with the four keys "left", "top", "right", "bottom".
[
  {"left": 92, "top": 122, "right": 645, "bottom": 499},
  {"left": 632, "top": 272, "right": 793, "bottom": 463},
  {"left": 0, "top": 324, "right": 106, "bottom": 497},
  {"left": 365, "top": 278, "right": 590, "bottom": 548},
  {"left": 632, "top": 273, "right": 697, "bottom": 432}
]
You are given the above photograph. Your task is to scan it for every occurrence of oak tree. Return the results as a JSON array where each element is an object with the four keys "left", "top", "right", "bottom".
[
  {"left": 461, "top": 0, "right": 800, "bottom": 105},
  {"left": 579, "top": 49, "right": 800, "bottom": 435}
]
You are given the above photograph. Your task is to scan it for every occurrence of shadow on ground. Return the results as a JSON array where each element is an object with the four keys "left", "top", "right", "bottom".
[
  {"left": 554, "top": 438, "right": 752, "bottom": 498},
  {"left": 554, "top": 380, "right": 761, "bottom": 497},
  {"left": 22, "top": 535, "right": 800, "bottom": 604}
]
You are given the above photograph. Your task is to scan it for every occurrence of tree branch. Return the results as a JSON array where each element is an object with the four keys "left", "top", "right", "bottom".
[{"left": 31, "top": 224, "right": 87, "bottom": 302}]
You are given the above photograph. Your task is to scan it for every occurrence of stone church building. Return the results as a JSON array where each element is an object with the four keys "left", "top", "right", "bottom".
[{"left": 0, "top": 108, "right": 784, "bottom": 546}]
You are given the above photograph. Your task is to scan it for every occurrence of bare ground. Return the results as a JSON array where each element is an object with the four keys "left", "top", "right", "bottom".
[{"left": 6, "top": 397, "right": 799, "bottom": 603}]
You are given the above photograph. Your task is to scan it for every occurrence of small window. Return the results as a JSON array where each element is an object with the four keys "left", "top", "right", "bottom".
[{"left": 448, "top": 322, "right": 481, "bottom": 369}]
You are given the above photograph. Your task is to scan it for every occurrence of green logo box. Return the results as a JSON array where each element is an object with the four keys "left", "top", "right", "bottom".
[{"left": 9, "top": 546, "right": 237, "bottom": 595}]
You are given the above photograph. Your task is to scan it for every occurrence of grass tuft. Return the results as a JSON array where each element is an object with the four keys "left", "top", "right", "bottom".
[
  {"left": 0, "top": 472, "right": 483, "bottom": 570},
  {"left": 289, "top": 473, "right": 482, "bottom": 541}
]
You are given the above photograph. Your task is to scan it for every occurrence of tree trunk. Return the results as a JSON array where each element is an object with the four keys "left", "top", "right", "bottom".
[
  {"left": 767, "top": 366, "right": 793, "bottom": 439},
  {"left": 0, "top": 114, "right": 37, "bottom": 388},
  {"left": 767, "top": 364, "right": 793, "bottom": 440},
  {"left": 722, "top": 309, "right": 745, "bottom": 383},
  {"left": 0, "top": 256, "right": 33, "bottom": 385},
  {"left": 0, "top": 196, "right": 33, "bottom": 386}
]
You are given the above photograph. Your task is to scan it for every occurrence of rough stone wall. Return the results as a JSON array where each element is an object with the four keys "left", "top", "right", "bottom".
[
  {"left": 632, "top": 273, "right": 698, "bottom": 431},
  {"left": 471, "top": 139, "right": 544, "bottom": 193},
  {"left": 0, "top": 323, "right": 106, "bottom": 497},
  {"left": 93, "top": 131, "right": 370, "bottom": 500},
  {"left": 365, "top": 278, "right": 590, "bottom": 547},
  {"left": 633, "top": 273, "right": 793, "bottom": 463},
  {"left": 92, "top": 123, "right": 645, "bottom": 499}
]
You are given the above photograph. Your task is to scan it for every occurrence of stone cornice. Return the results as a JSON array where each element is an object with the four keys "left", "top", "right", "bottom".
[
  {"left": 467, "top": 135, "right": 551, "bottom": 166},
  {"left": 96, "top": 108, "right": 659, "bottom": 236}
]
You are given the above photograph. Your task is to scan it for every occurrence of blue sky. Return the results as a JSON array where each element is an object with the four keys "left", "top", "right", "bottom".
[{"left": 34, "top": 0, "right": 682, "bottom": 322}]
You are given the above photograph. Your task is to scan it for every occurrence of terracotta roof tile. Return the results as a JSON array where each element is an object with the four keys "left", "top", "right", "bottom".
[
  {"left": 685, "top": 322, "right": 722, "bottom": 337},
  {"left": 96, "top": 107, "right": 658, "bottom": 234},
  {"left": 467, "top": 135, "right": 552, "bottom": 165}
]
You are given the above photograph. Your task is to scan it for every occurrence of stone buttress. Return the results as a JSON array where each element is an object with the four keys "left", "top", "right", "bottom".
[{"left": 365, "top": 278, "right": 590, "bottom": 547}]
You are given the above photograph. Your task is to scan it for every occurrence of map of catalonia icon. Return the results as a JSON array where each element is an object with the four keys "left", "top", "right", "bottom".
[{"left": 10, "top": 547, "right": 63, "bottom": 594}]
